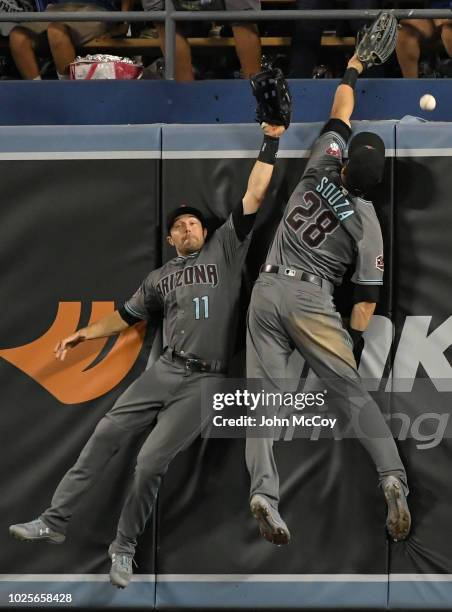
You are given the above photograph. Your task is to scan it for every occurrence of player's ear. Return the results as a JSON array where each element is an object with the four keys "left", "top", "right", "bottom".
[
  {"left": 167, "top": 235, "right": 174, "bottom": 247},
  {"left": 203, "top": 228, "right": 207, "bottom": 239}
]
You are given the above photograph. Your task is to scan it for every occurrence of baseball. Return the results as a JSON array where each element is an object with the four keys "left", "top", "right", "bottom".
[{"left": 420, "top": 94, "right": 436, "bottom": 111}]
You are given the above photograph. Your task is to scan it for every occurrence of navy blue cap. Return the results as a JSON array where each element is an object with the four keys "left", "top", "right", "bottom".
[
  {"left": 346, "top": 132, "right": 386, "bottom": 196},
  {"left": 167, "top": 206, "right": 207, "bottom": 233}
]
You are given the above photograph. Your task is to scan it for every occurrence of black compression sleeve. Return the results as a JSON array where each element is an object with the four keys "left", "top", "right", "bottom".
[
  {"left": 353, "top": 284, "right": 381, "bottom": 304},
  {"left": 232, "top": 201, "right": 257, "bottom": 242},
  {"left": 118, "top": 305, "right": 142, "bottom": 326},
  {"left": 320, "top": 118, "right": 352, "bottom": 145}
]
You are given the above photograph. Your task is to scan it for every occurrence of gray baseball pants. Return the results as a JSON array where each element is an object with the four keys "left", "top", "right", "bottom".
[
  {"left": 245, "top": 273, "right": 408, "bottom": 508},
  {"left": 40, "top": 349, "right": 224, "bottom": 555}
]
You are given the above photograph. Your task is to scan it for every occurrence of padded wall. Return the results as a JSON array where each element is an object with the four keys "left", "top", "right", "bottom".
[
  {"left": 389, "top": 122, "right": 452, "bottom": 608},
  {"left": 2, "top": 121, "right": 452, "bottom": 610},
  {"left": 156, "top": 123, "right": 396, "bottom": 610},
  {"left": 0, "top": 126, "right": 161, "bottom": 608}
]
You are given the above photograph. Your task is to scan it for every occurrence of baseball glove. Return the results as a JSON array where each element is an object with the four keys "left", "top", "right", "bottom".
[
  {"left": 250, "top": 67, "right": 292, "bottom": 129},
  {"left": 355, "top": 11, "right": 398, "bottom": 70}
]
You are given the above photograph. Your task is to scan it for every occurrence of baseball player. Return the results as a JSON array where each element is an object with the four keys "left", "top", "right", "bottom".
[
  {"left": 246, "top": 52, "right": 411, "bottom": 546},
  {"left": 9, "top": 115, "right": 286, "bottom": 588}
]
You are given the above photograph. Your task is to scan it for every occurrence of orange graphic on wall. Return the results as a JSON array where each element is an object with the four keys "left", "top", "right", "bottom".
[{"left": 0, "top": 302, "right": 146, "bottom": 404}]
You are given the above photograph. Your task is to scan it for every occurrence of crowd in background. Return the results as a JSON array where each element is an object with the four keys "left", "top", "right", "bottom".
[{"left": 0, "top": 0, "right": 452, "bottom": 79}]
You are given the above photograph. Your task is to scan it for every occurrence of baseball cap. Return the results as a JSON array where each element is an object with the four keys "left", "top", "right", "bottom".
[
  {"left": 345, "top": 132, "right": 386, "bottom": 196},
  {"left": 166, "top": 205, "right": 206, "bottom": 233}
]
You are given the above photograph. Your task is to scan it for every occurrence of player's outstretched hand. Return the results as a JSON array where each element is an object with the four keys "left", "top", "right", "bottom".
[
  {"left": 261, "top": 123, "right": 286, "bottom": 138},
  {"left": 54, "top": 331, "right": 86, "bottom": 361},
  {"left": 347, "top": 54, "right": 364, "bottom": 75}
]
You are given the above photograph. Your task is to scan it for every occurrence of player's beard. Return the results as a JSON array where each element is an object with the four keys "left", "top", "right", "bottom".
[{"left": 179, "top": 234, "right": 203, "bottom": 255}]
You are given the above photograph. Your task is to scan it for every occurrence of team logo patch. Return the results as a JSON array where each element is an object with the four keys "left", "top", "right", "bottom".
[
  {"left": 325, "top": 141, "right": 341, "bottom": 158},
  {"left": 376, "top": 254, "right": 384, "bottom": 271}
]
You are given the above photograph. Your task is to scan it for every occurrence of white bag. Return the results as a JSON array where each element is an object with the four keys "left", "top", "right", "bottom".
[{"left": 69, "top": 54, "right": 143, "bottom": 80}]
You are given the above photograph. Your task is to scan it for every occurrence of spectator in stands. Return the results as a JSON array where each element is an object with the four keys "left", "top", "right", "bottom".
[
  {"left": 396, "top": 1, "right": 452, "bottom": 78},
  {"left": 9, "top": 0, "right": 133, "bottom": 79},
  {"left": 0, "top": 0, "right": 35, "bottom": 38},
  {"left": 289, "top": 0, "right": 380, "bottom": 78},
  {"left": 147, "top": 0, "right": 261, "bottom": 80}
]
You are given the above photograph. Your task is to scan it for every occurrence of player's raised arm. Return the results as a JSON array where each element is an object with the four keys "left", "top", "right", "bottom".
[
  {"left": 54, "top": 311, "right": 130, "bottom": 361},
  {"left": 330, "top": 11, "right": 398, "bottom": 127},
  {"left": 330, "top": 55, "right": 364, "bottom": 128},
  {"left": 242, "top": 123, "right": 285, "bottom": 215},
  {"left": 242, "top": 66, "right": 291, "bottom": 216}
]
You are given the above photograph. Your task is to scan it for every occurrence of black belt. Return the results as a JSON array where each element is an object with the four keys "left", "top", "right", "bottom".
[
  {"left": 169, "top": 349, "right": 227, "bottom": 374},
  {"left": 260, "top": 264, "right": 333, "bottom": 291}
]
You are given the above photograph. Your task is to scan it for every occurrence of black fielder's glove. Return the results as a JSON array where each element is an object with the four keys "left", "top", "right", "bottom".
[
  {"left": 355, "top": 11, "right": 398, "bottom": 71},
  {"left": 250, "top": 67, "right": 292, "bottom": 129}
]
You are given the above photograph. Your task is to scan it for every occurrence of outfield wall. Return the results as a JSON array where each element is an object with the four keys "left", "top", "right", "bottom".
[{"left": 1, "top": 120, "right": 452, "bottom": 609}]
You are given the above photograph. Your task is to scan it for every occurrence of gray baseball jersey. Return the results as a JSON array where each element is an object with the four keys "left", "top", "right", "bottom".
[
  {"left": 39, "top": 205, "right": 256, "bottom": 556},
  {"left": 246, "top": 120, "right": 408, "bottom": 511},
  {"left": 123, "top": 211, "right": 251, "bottom": 362},
  {"left": 266, "top": 121, "right": 384, "bottom": 288}
]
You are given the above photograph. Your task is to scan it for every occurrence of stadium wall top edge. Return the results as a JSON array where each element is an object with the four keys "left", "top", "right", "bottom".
[{"left": 0, "top": 79, "right": 450, "bottom": 125}]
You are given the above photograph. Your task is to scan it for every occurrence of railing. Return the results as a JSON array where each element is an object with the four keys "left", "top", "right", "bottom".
[{"left": 0, "top": 7, "right": 451, "bottom": 79}]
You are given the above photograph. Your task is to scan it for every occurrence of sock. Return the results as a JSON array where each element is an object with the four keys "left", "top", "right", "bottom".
[
  {"left": 57, "top": 72, "right": 68, "bottom": 80},
  {"left": 33, "top": 75, "right": 42, "bottom": 80}
]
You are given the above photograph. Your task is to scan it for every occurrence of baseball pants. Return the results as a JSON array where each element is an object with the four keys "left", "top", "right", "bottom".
[
  {"left": 245, "top": 273, "right": 408, "bottom": 508},
  {"left": 40, "top": 349, "right": 224, "bottom": 555}
]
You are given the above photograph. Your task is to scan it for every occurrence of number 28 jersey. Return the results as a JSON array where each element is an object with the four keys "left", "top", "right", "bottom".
[{"left": 266, "top": 119, "right": 384, "bottom": 288}]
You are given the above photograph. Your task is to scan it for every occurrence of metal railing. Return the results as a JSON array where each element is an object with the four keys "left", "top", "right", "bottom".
[{"left": 0, "top": 7, "right": 451, "bottom": 79}]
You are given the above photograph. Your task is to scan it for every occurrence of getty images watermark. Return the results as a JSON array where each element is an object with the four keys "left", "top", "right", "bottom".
[
  {"left": 211, "top": 389, "right": 335, "bottom": 430},
  {"left": 200, "top": 378, "right": 452, "bottom": 449}
]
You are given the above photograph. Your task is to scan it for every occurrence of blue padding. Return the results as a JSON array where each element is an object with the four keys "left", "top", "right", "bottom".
[
  {"left": 0, "top": 80, "right": 451, "bottom": 126},
  {"left": 162, "top": 121, "right": 396, "bottom": 154},
  {"left": 3, "top": 577, "right": 452, "bottom": 608},
  {"left": 389, "top": 580, "right": 452, "bottom": 609},
  {"left": 163, "top": 123, "right": 270, "bottom": 152},
  {"left": 0, "top": 125, "right": 161, "bottom": 152},
  {"left": 396, "top": 122, "right": 452, "bottom": 151},
  {"left": 0, "top": 581, "right": 155, "bottom": 608},
  {"left": 155, "top": 579, "right": 387, "bottom": 609}
]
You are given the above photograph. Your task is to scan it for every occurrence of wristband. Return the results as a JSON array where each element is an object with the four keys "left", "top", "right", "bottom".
[
  {"left": 258, "top": 134, "right": 279, "bottom": 165},
  {"left": 341, "top": 67, "right": 359, "bottom": 89}
]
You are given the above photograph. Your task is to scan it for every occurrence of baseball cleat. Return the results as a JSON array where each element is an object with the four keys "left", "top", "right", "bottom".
[
  {"left": 108, "top": 543, "right": 134, "bottom": 589},
  {"left": 250, "top": 494, "right": 291, "bottom": 546},
  {"left": 382, "top": 476, "right": 411, "bottom": 542},
  {"left": 9, "top": 518, "right": 65, "bottom": 544}
]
